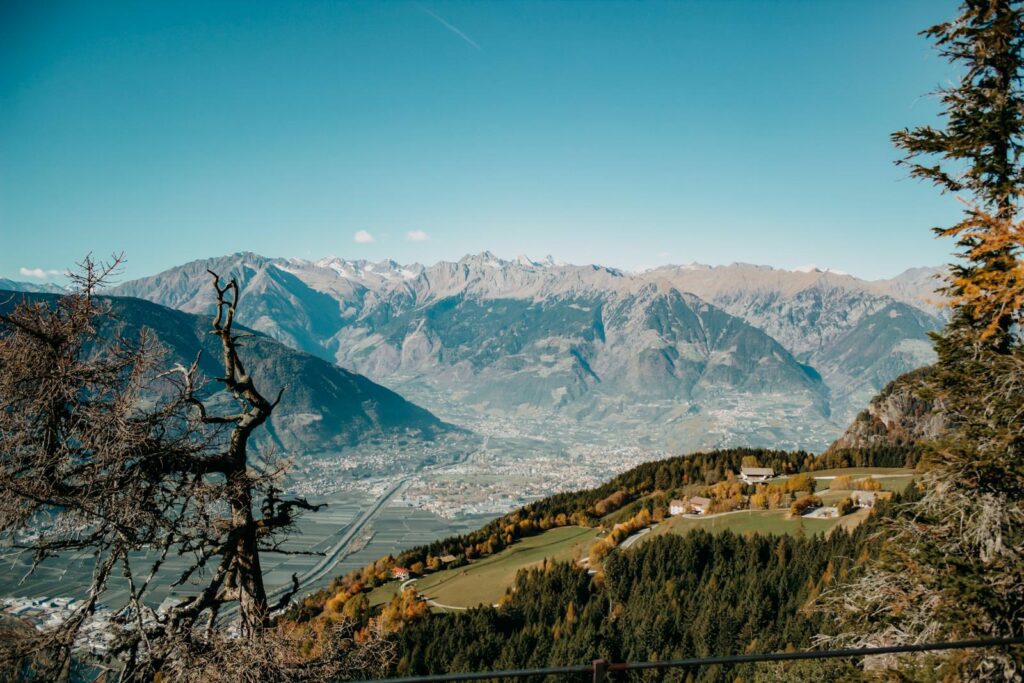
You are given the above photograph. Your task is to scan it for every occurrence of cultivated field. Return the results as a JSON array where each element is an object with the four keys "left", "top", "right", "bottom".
[
  {"left": 0, "top": 489, "right": 372, "bottom": 609},
  {"left": 816, "top": 470, "right": 915, "bottom": 503},
  {"left": 0, "top": 494, "right": 494, "bottom": 610}
]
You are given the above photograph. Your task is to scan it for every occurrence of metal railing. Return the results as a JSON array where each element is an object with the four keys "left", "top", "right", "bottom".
[{"left": 350, "top": 636, "right": 1024, "bottom": 682}]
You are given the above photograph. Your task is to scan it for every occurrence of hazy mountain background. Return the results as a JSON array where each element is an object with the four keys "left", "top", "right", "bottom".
[
  {"left": 0, "top": 290, "right": 451, "bottom": 455},
  {"left": 0, "top": 278, "right": 65, "bottom": 294},
  {"left": 109, "top": 252, "right": 946, "bottom": 452}
]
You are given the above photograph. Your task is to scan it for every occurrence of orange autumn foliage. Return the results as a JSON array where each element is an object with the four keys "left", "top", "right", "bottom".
[{"left": 940, "top": 205, "right": 1024, "bottom": 340}]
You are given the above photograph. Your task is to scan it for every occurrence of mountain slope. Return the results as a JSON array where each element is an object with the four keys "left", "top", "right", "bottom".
[
  {"left": 336, "top": 284, "right": 826, "bottom": 415},
  {"left": 0, "top": 289, "right": 450, "bottom": 454},
  {"left": 646, "top": 264, "right": 892, "bottom": 358},
  {"left": 813, "top": 302, "right": 940, "bottom": 421},
  {"left": 645, "top": 263, "right": 945, "bottom": 422}
]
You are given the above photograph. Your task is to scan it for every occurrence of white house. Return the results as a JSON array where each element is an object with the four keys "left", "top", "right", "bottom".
[
  {"left": 739, "top": 467, "right": 775, "bottom": 484},
  {"left": 392, "top": 566, "right": 411, "bottom": 580},
  {"left": 669, "top": 499, "right": 687, "bottom": 516},
  {"left": 851, "top": 490, "right": 877, "bottom": 508}
]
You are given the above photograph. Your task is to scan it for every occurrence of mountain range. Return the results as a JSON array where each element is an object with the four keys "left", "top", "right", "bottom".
[
  {"left": 99, "top": 252, "right": 945, "bottom": 452},
  {"left": 0, "top": 278, "right": 65, "bottom": 294}
]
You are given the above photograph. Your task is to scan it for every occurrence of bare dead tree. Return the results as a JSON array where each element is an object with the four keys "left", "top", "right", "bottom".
[
  {"left": 0, "top": 256, "right": 372, "bottom": 681},
  {"left": 158, "top": 270, "right": 315, "bottom": 640},
  {"left": 158, "top": 621, "right": 395, "bottom": 683}
]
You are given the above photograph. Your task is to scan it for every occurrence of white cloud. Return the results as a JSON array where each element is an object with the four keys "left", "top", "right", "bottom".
[
  {"left": 19, "top": 267, "right": 62, "bottom": 279},
  {"left": 406, "top": 230, "right": 429, "bottom": 241},
  {"left": 353, "top": 230, "right": 375, "bottom": 244}
]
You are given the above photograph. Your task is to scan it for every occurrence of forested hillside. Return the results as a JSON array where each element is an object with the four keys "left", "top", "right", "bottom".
[
  {"left": 389, "top": 518, "right": 887, "bottom": 681},
  {"left": 281, "top": 444, "right": 917, "bottom": 681}
]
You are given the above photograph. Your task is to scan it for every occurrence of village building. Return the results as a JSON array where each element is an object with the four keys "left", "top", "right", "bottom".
[
  {"left": 669, "top": 499, "right": 687, "bottom": 516},
  {"left": 851, "top": 490, "right": 877, "bottom": 508},
  {"left": 689, "top": 496, "right": 711, "bottom": 515},
  {"left": 739, "top": 467, "right": 775, "bottom": 484},
  {"left": 440, "top": 554, "right": 458, "bottom": 564},
  {"left": 392, "top": 566, "right": 411, "bottom": 580}
]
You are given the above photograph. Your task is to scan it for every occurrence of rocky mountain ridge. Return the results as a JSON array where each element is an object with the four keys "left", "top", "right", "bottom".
[
  {"left": 0, "top": 278, "right": 66, "bottom": 294},
  {"left": 111, "top": 252, "right": 947, "bottom": 451}
]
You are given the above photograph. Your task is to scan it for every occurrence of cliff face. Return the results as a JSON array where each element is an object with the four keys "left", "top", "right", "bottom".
[{"left": 827, "top": 366, "right": 946, "bottom": 452}]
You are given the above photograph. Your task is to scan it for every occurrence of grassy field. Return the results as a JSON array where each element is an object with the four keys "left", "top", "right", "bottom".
[
  {"left": 367, "top": 580, "right": 403, "bottom": 608},
  {"left": 641, "top": 509, "right": 841, "bottom": 542},
  {"left": 399, "top": 526, "right": 603, "bottom": 609},
  {"left": 874, "top": 475, "right": 915, "bottom": 492},
  {"left": 817, "top": 472, "right": 915, "bottom": 505},
  {"left": 818, "top": 488, "right": 851, "bottom": 505}
]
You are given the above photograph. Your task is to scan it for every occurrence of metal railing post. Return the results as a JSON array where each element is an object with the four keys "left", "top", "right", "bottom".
[{"left": 592, "top": 659, "right": 607, "bottom": 683}]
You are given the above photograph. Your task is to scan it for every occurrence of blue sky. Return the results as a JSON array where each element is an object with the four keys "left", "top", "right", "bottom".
[{"left": 1, "top": 0, "right": 962, "bottom": 282}]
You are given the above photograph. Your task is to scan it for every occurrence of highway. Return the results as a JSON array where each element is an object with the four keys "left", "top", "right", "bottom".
[
  {"left": 267, "top": 477, "right": 410, "bottom": 610},
  {"left": 217, "top": 478, "right": 409, "bottom": 623}
]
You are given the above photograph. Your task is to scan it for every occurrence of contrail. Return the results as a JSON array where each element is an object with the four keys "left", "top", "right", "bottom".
[{"left": 415, "top": 3, "right": 481, "bottom": 50}]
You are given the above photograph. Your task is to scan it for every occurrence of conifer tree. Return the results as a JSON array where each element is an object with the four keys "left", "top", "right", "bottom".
[
  {"left": 893, "top": 0, "right": 1024, "bottom": 342},
  {"left": 823, "top": 2, "right": 1024, "bottom": 679}
]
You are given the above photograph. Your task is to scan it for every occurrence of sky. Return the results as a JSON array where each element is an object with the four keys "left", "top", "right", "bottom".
[{"left": 1, "top": 0, "right": 964, "bottom": 283}]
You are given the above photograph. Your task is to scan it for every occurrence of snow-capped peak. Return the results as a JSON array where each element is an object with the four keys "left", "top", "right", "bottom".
[{"left": 794, "top": 264, "right": 848, "bottom": 276}]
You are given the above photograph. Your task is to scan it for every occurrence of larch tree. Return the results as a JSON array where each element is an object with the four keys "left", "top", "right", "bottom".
[
  {"left": 820, "top": 2, "right": 1024, "bottom": 680},
  {"left": 892, "top": 0, "right": 1024, "bottom": 342},
  {"left": 0, "top": 256, "right": 389, "bottom": 681}
]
